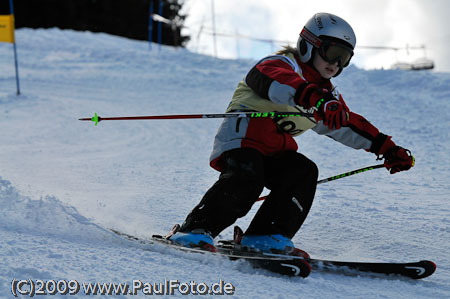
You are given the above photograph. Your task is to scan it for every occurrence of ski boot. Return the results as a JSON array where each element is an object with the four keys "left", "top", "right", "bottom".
[
  {"left": 169, "top": 226, "right": 217, "bottom": 252},
  {"left": 241, "top": 234, "right": 294, "bottom": 253},
  {"left": 235, "top": 226, "right": 309, "bottom": 258}
]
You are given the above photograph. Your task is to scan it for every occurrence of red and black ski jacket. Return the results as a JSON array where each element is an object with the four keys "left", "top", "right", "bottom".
[{"left": 209, "top": 52, "right": 394, "bottom": 171}]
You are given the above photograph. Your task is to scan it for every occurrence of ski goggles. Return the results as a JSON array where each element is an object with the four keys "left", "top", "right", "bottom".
[
  {"left": 317, "top": 40, "right": 354, "bottom": 67},
  {"left": 300, "top": 28, "right": 354, "bottom": 67}
]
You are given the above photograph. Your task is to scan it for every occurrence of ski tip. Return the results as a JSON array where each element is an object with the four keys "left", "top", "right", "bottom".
[
  {"left": 422, "top": 260, "right": 436, "bottom": 268},
  {"left": 406, "top": 260, "right": 437, "bottom": 279},
  {"left": 421, "top": 260, "right": 437, "bottom": 277}
]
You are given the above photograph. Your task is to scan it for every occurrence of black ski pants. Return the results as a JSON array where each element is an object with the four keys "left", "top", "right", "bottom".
[{"left": 179, "top": 148, "right": 318, "bottom": 238}]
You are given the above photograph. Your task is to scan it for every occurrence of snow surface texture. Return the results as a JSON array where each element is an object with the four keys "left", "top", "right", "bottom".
[{"left": 1, "top": 28, "right": 449, "bottom": 298}]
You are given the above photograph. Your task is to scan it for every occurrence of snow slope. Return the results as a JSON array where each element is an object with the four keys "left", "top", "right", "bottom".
[{"left": 1, "top": 28, "right": 449, "bottom": 298}]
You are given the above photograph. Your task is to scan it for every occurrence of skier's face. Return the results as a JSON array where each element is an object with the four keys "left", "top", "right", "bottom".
[{"left": 313, "top": 52, "right": 339, "bottom": 79}]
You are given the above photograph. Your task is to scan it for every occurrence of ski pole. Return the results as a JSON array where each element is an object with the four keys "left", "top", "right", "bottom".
[
  {"left": 257, "top": 163, "right": 385, "bottom": 201},
  {"left": 79, "top": 111, "right": 314, "bottom": 126},
  {"left": 316, "top": 163, "right": 385, "bottom": 185}
]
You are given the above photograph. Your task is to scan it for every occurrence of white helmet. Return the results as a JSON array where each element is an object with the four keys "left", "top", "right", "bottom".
[{"left": 297, "top": 13, "right": 356, "bottom": 72}]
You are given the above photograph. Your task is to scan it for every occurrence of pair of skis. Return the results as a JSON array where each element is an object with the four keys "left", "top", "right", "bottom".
[{"left": 111, "top": 226, "right": 436, "bottom": 280}]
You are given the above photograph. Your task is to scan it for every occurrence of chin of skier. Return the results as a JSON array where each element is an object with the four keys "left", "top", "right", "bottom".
[{"left": 170, "top": 12, "right": 414, "bottom": 254}]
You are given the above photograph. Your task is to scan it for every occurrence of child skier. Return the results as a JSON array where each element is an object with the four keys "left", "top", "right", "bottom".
[{"left": 170, "top": 12, "right": 414, "bottom": 253}]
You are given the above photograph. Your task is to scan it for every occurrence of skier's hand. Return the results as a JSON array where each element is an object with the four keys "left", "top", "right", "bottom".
[
  {"left": 383, "top": 146, "right": 415, "bottom": 174},
  {"left": 311, "top": 90, "right": 349, "bottom": 130}
]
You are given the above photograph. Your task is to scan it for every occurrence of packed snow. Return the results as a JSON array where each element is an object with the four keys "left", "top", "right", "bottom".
[{"left": 1, "top": 28, "right": 449, "bottom": 298}]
